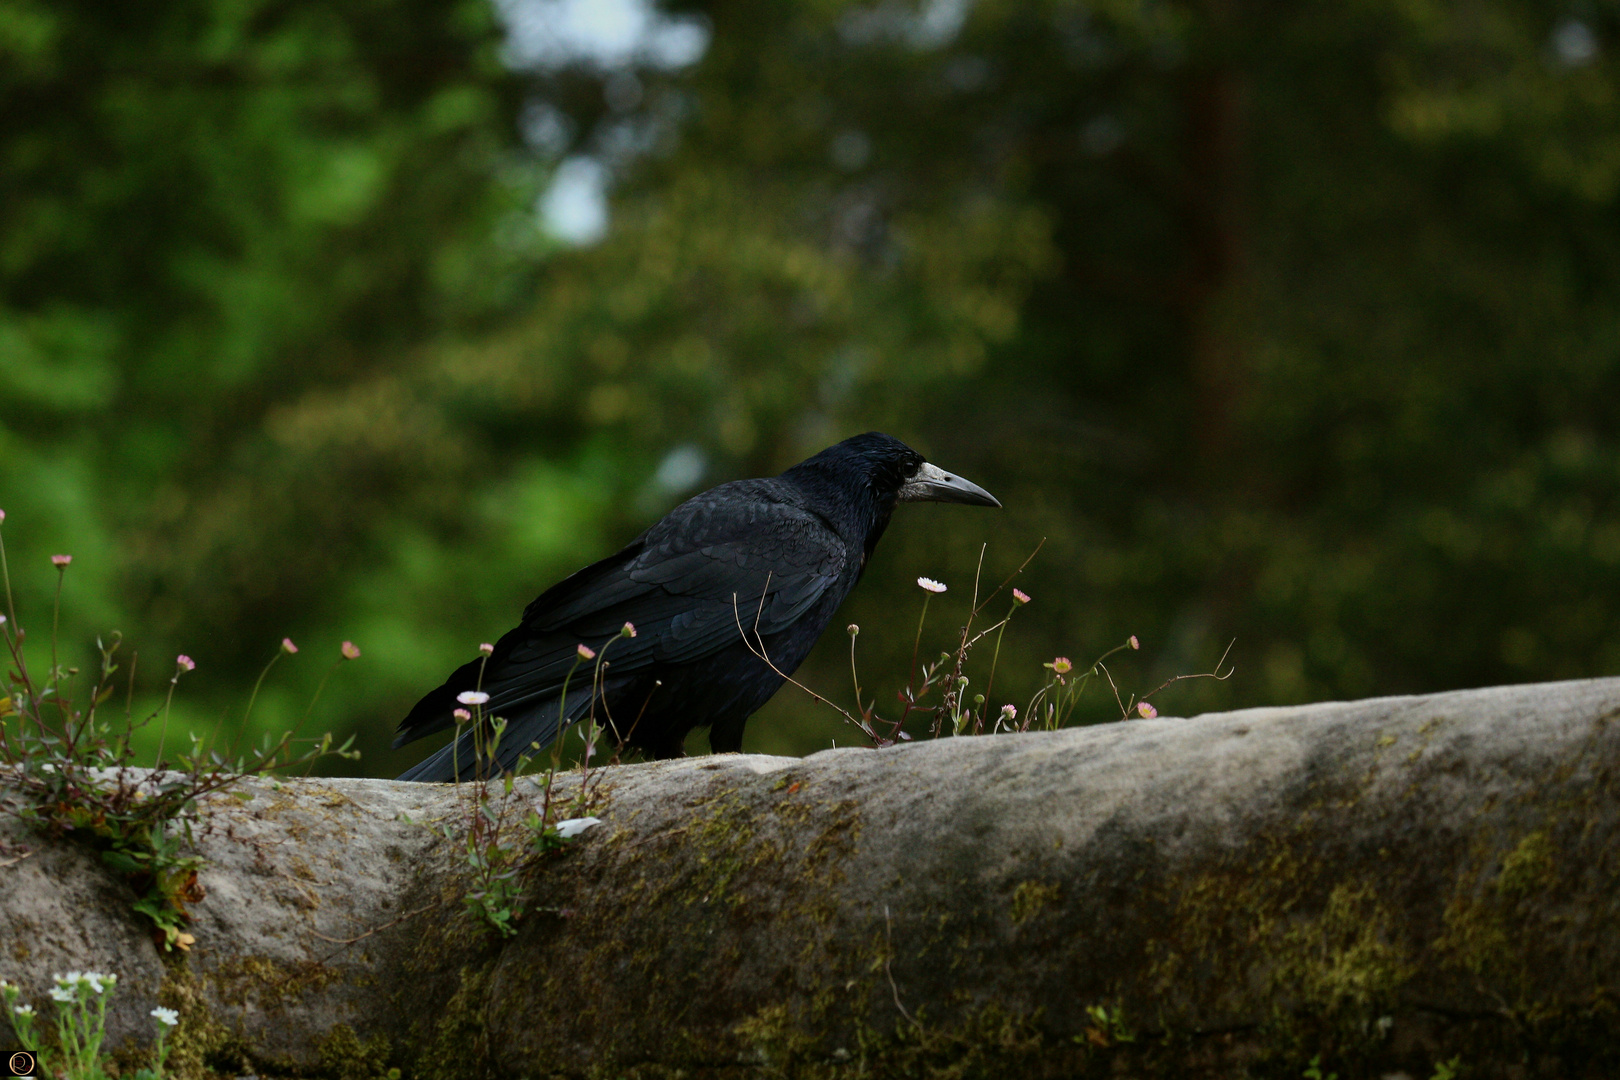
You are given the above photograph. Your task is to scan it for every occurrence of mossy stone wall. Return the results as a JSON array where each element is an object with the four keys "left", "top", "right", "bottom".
[{"left": 3, "top": 678, "right": 1618, "bottom": 1078}]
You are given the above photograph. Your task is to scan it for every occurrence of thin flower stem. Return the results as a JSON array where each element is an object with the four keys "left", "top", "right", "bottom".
[
  {"left": 84, "top": 632, "right": 120, "bottom": 736},
  {"left": 289, "top": 658, "right": 344, "bottom": 749},
  {"left": 0, "top": 523, "right": 16, "bottom": 633},
  {"left": 1136, "top": 638, "right": 1237, "bottom": 707},
  {"left": 970, "top": 537, "right": 1045, "bottom": 619},
  {"left": 51, "top": 566, "right": 70, "bottom": 733},
  {"left": 583, "top": 632, "right": 624, "bottom": 772},
  {"left": 848, "top": 631, "right": 864, "bottom": 720},
  {"left": 979, "top": 603, "right": 1017, "bottom": 723},
  {"left": 907, "top": 594, "right": 931, "bottom": 701},
  {"left": 451, "top": 711, "right": 465, "bottom": 784},
  {"left": 236, "top": 649, "right": 284, "bottom": 759},
  {"left": 124, "top": 650, "right": 137, "bottom": 725},
  {"left": 732, "top": 590, "right": 878, "bottom": 742},
  {"left": 551, "top": 655, "right": 585, "bottom": 773},
  {"left": 473, "top": 651, "right": 493, "bottom": 780},
  {"left": 0, "top": 529, "right": 41, "bottom": 742},
  {"left": 1097, "top": 660, "right": 1128, "bottom": 719}
]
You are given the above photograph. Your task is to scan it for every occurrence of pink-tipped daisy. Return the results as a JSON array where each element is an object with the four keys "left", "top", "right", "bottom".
[
  {"left": 1049, "top": 657, "right": 1073, "bottom": 675},
  {"left": 1012, "top": 588, "right": 1030, "bottom": 605},
  {"left": 456, "top": 690, "right": 489, "bottom": 706},
  {"left": 341, "top": 641, "right": 361, "bottom": 660},
  {"left": 176, "top": 655, "right": 196, "bottom": 673},
  {"left": 621, "top": 622, "right": 637, "bottom": 638},
  {"left": 1129, "top": 635, "right": 1140, "bottom": 650},
  {"left": 479, "top": 642, "right": 495, "bottom": 655},
  {"left": 1137, "top": 701, "right": 1157, "bottom": 719},
  {"left": 51, "top": 554, "right": 71, "bottom": 567},
  {"left": 453, "top": 708, "right": 472, "bottom": 722},
  {"left": 917, "top": 577, "right": 947, "bottom": 594},
  {"left": 577, "top": 643, "right": 596, "bottom": 661},
  {"left": 280, "top": 637, "right": 298, "bottom": 654}
]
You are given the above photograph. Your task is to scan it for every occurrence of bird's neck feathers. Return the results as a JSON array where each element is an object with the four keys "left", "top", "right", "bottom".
[
  {"left": 779, "top": 441, "right": 916, "bottom": 553},
  {"left": 782, "top": 461, "right": 891, "bottom": 536},
  {"left": 767, "top": 432, "right": 923, "bottom": 584}
]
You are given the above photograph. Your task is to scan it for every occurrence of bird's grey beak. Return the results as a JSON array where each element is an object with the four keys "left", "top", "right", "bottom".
[{"left": 897, "top": 461, "right": 1001, "bottom": 508}]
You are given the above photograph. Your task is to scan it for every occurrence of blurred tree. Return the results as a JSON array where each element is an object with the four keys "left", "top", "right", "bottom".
[
  {"left": 0, "top": 0, "right": 543, "bottom": 753},
  {"left": 485, "top": 0, "right": 1620, "bottom": 753}
]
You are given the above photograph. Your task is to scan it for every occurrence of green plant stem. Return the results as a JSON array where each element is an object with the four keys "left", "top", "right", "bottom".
[
  {"left": 283, "top": 657, "right": 344, "bottom": 766},
  {"left": 154, "top": 673, "right": 182, "bottom": 767},
  {"left": 848, "top": 631, "right": 864, "bottom": 719},
  {"left": 470, "top": 652, "right": 492, "bottom": 779},
  {"left": 0, "top": 530, "right": 42, "bottom": 745},
  {"left": 908, "top": 594, "right": 931, "bottom": 695},
  {"left": 51, "top": 565, "right": 72, "bottom": 737},
  {"left": 550, "top": 655, "right": 585, "bottom": 773},
  {"left": 978, "top": 602, "right": 1017, "bottom": 727},
  {"left": 234, "top": 649, "right": 285, "bottom": 759},
  {"left": 0, "top": 527, "right": 16, "bottom": 635},
  {"left": 56, "top": 989, "right": 85, "bottom": 1077}
]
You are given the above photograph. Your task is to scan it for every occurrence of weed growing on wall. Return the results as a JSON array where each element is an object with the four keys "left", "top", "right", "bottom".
[{"left": 0, "top": 510, "right": 357, "bottom": 949}]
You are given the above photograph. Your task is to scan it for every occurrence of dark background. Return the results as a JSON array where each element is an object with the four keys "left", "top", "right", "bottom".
[{"left": 3, "top": 0, "right": 1617, "bottom": 775}]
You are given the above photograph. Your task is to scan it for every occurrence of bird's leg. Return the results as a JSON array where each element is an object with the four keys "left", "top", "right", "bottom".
[{"left": 708, "top": 715, "right": 746, "bottom": 755}]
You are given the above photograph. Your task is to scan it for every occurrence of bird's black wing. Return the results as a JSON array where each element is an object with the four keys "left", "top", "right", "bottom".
[{"left": 393, "top": 481, "right": 848, "bottom": 757}]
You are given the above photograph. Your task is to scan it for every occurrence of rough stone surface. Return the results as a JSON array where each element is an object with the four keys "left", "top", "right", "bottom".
[{"left": 2, "top": 678, "right": 1618, "bottom": 1077}]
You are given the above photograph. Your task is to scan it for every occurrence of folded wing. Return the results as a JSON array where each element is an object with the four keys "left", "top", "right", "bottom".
[{"left": 393, "top": 483, "right": 848, "bottom": 767}]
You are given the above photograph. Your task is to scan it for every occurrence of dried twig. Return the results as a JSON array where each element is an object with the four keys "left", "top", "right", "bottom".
[
  {"left": 732, "top": 582, "right": 883, "bottom": 744},
  {"left": 310, "top": 901, "right": 437, "bottom": 953},
  {"left": 884, "top": 904, "right": 921, "bottom": 1030}
]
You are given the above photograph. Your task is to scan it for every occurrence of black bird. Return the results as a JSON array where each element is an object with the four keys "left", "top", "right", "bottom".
[{"left": 393, "top": 432, "right": 999, "bottom": 781}]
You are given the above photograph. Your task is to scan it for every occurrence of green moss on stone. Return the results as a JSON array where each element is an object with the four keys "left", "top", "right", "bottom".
[
  {"left": 158, "top": 958, "right": 255, "bottom": 1080},
  {"left": 315, "top": 1023, "right": 396, "bottom": 1080},
  {"left": 1009, "top": 881, "right": 1060, "bottom": 926},
  {"left": 730, "top": 999, "right": 1127, "bottom": 1080},
  {"left": 415, "top": 964, "right": 494, "bottom": 1080}
]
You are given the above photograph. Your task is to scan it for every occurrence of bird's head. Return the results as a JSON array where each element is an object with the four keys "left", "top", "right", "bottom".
[{"left": 791, "top": 432, "right": 1001, "bottom": 510}]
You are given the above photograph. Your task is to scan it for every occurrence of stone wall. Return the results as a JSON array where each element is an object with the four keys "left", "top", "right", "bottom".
[{"left": 3, "top": 678, "right": 1618, "bottom": 1077}]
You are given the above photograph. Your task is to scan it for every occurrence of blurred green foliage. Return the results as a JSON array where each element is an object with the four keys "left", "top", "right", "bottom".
[{"left": 2, "top": 0, "right": 1618, "bottom": 776}]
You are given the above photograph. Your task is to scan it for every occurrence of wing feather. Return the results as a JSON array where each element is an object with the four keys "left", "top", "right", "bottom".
[{"left": 396, "top": 481, "right": 851, "bottom": 754}]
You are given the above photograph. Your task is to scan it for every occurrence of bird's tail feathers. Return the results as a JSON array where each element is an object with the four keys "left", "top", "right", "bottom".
[
  {"left": 393, "top": 684, "right": 600, "bottom": 782},
  {"left": 392, "top": 653, "right": 491, "bottom": 749}
]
